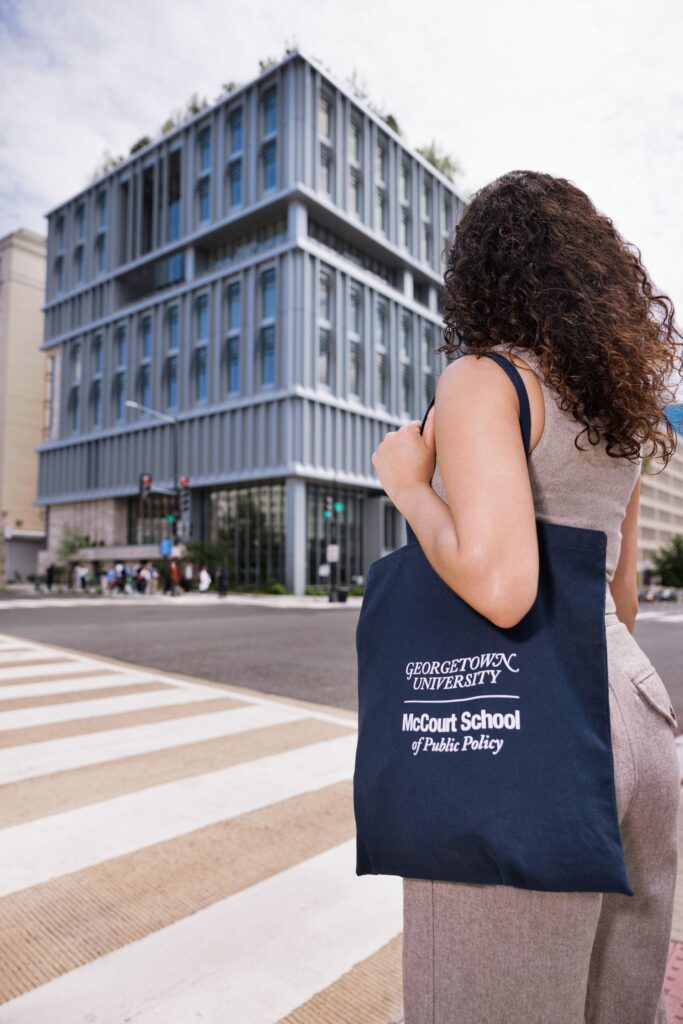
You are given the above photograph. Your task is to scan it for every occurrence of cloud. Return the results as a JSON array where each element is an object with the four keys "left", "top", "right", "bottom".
[{"left": 1, "top": 0, "right": 682, "bottom": 360}]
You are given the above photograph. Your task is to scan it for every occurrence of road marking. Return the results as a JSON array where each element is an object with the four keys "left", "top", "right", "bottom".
[
  {"left": 0, "top": 633, "right": 408, "bottom": 1022},
  {"left": 0, "top": 684, "right": 227, "bottom": 730},
  {"left": 0, "top": 734, "right": 358, "bottom": 896},
  {"left": 0, "top": 701, "right": 315, "bottom": 784},
  {"left": 0, "top": 840, "right": 402, "bottom": 1024}
]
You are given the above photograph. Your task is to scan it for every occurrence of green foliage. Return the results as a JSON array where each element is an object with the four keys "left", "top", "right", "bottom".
[
  {"left": 129, "top": 135, "right": 153, "bottom": 155},
  {"left": 183, "top": 538, "right": 230, "bottom": 576},
  {"left": 381, "top": 113, "right": 402, "bottom": 135},
  {"left": 416, "top": 138, "right": 463, "bottom": 183},
  {"left": 88, "top": 148, "right": 126, "bottom": 182},
  {"left": 56, "top": 523, "right": 90, "bottom": 564},
  {"left": 651, "top": 534, "right": 683, "bottom": 587}
]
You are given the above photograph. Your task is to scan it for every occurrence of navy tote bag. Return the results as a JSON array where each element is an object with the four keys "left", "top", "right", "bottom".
[{"left": 353, "top": 351, "right": 633, "bottom": 895}]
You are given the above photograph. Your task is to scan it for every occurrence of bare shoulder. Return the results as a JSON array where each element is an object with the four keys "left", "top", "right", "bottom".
[{"left": 436, "top": 352, "right": 521, "bottom": 404}]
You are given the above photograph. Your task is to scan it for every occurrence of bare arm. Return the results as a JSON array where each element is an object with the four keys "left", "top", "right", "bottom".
[
  {"left": 395, "top": 355, "right": 539, "bottom": 629},
  {"left": 609, "top": 475, "right": 641, "bottom": 633}
]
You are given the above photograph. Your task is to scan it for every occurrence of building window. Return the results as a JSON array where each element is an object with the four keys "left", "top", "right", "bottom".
[
  {"left": 74, "top": 245, "right": 85, "bottom": 284},
  {"left": 76, "top": 202, "right": 85, "bottom": 242},
  {"left": 261, "top": 84, "right": 277, "bottom": 136},
  {"left": 400, "top": 159, "right": 412, "bottom": 252},
  {"left": 168, "top": 149, "right": 182, "bottom": 242},
  {"left": 113, "top": 324, "right": 127, "bottom": 422},
  {"left": 375, "top": 138, "right": 387, "bottom": 184},
  {"left": 422, "top": 321, "right": 434, "bottom": 406},
  {"left": 91, "top": 334, "right": 103, "bottom": 427},
  {"left": 375, "top": 299, "right": 390, "bottom": 408},
  {"left": 260, "top": 85, "right": 277, "bottom": 194},
  {"left": 400, "top": 161, "right": 410, "bottom": 203},
  {"left": 138, "top": 315, "right": 153, "bottom": 409},
  {"left": 319, "top": 93, "right": 335, "bottom": 199},
  {"left": 228, "top": 161, "right": 242, "bottom": 207},
  {"left": 375, "top": 136, "right": 389, "bottom": 237},
  {"left": 376, "top": 191, "right": 388, "bottom": 236},
  {"left": 96, "top": 191, "right": 107, "bottom": 230},
  {"left": 164, "top": 306, "right": 179, "bottom": 408},
  {"left": 320, "top": 148, "right": 334, "bottom": 198},
  {"left": 197, "top": 177, "right": 210, "bottom": 223},
  {"left": 259, "top": 267, "right": 276, "bottom": 387},
  {"left": 400, "top": 313, "right": 413, "bottom": 414},
  {"left": 225, "top": 280, "right": 241, "bottom": 394},
  {"left": 317, "top": 268, "right": 335, "bottom": 389},
  {"left": 56, "top": 214, "right": 65, "bottom": 252},
  {"left": 68, "top": 341, "right": 81, "bottom": 433},
  {"left": 54, "top": 255, "right": 64, "bottom": 294},
  {"left": 193, "top": 293, "right": 209, "bottom": 403},
  {"left": 198, "top": 125, "right": 211, "bottom": 173},
  {"left": 349, "top": 118, "right": 362, "bottom": 163},
  {"left": 421, "top": 177, "right": 433, "bottom": 264},
  {"left": 261, "top": 139, "right": 277, "bottom": 192},
  {"left": 229, "top": 107, "right": 242, "bottom": 153},
  {"left": 348, "top": 286, "right": 363, "bottom": 398},
  {"left": 401, "top": 208, "right": 411, "bottom": 250},
  {"left": 350, "top": 168, "right": 363, "bottom": 218},
  {"left": 95, "top": 234, "right": 106, "bottom": 275}
]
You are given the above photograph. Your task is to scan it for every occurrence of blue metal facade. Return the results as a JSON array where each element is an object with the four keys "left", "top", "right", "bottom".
[{"left": 36, "top": 48, "right": 465, "bottom": 592}]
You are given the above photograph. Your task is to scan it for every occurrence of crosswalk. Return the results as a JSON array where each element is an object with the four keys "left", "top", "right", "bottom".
[
  {"left": 0, "top": 633, "right": 403, "bottom": 1023},
  {"left": 634, "top": 608, "right": 683, "bottom": 623}
]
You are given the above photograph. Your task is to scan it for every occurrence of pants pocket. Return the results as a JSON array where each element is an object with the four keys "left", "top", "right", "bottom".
[{"left": 631, "top": 664, "right": 678, "bottom": 728}]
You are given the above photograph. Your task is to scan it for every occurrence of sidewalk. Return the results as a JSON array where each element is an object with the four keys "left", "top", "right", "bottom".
[
  {"left": 0, "top": 588, "right": 364, "bottom": 611},
  {"left": 0, "top": 631, "right": 681, "bottom": 1022}
]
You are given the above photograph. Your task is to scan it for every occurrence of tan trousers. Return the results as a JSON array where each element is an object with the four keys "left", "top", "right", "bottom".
[{"left": 402, "top": 604, "right": 681, "bottom": 1024}]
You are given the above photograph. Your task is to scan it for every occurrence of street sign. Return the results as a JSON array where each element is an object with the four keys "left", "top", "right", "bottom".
[
  {"left": 326, "top": 544, "right": 340, "bottom": 563},
  {"left": 159, "top": 538, "right": 173, "bottom": 557}
]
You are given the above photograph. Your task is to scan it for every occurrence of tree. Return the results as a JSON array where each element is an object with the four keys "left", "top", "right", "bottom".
[
  {"left": 56, "top": 523, "right": 91, "bottom": 577},
  {"left": 651, "top": 534, "right": 683, "bottom": 587},
  {"left": 416, "top": 138, "right": 463, "bottom": 184}
]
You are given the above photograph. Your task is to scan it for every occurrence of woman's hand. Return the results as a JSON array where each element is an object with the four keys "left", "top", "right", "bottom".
[{"left": 371, "top": 407, "right": 436, "bottom": 514}]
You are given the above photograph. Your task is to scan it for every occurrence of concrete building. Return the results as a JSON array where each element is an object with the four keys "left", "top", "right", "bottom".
[
  {"left": 0, "top": 228, "right": 47, "bottom": 582},
  {"left": 35, "top": 47, "right": 465, "bottom": 593},
  {"left": 638, "top": 409, "right": 683, "bottom": 580}
]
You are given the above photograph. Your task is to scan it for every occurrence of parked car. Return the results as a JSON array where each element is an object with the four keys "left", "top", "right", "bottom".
[
  {"left": 640, "top": 587, "right": 661, "bottom": 603},
  {"left": 658, "top": 588, "right": 679, "bottom": 602}
]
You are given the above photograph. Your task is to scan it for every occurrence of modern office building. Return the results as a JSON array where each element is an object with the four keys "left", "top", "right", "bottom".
[
  {"left": 638, "top": 409, "right": 683, "bottom": 580},
  {"left": 35, "top": 47, "right": 465, "bottom": 592},
  {"left": 0, "top": 228, "right": 47, "bottom": 582}
]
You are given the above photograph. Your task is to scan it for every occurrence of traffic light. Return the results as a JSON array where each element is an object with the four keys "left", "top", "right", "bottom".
[
  {"left": 333, "top": 500, "right": 345, "bottom": 513},
  {"left": 323, "top": 495, "right": 333, "bottom": 519},
  {"left": 178, "top": 476, "right": 191, "bottom": 521},
  {"left": 139, "top": 472, "right": 152, "bottom": 500}
]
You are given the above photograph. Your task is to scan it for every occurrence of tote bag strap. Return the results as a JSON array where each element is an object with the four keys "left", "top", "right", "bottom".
[{"left": 405, "top": 351, "right": 532, "bottom": 544}]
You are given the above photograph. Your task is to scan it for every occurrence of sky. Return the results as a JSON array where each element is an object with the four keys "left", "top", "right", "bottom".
[{"left": 1, "top": 0, "right": 682, "bottom": 347}]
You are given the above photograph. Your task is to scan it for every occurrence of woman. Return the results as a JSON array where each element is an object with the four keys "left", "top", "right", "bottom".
[{"left": 371, "top": 170, "right": 682, "bottom": 1023}]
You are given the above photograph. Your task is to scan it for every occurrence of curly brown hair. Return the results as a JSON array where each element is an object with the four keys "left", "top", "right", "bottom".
[{"left": 437, "top": 170, "right": 682, "bottom": 465}]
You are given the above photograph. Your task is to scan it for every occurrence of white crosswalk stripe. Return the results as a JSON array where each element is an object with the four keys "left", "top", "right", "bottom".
[{"left": 0, "top": 633, "right": 402, "bottom": 1023}]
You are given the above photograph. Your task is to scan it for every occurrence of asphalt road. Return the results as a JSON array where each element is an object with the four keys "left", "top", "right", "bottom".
[{"left": 0, "top": 596, "right": 681, "bottom": 716}]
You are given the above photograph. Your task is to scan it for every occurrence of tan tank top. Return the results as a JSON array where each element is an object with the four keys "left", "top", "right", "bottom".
[{"left": 429, "top": 342, "right": 641, "bottom": 610}]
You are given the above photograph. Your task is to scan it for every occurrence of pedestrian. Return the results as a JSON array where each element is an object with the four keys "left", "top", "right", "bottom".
[
  {"left": 216, "top": 565, "right": 228, "bottom": 598},
  {"left": 198, "top": 564, "right": 211, "bottom": 593},
  {"left": 105, "top": 565, "right": 116, "bottom": 596},
  {"left": 168, "top": 559, "right": 180, "bottom": 597},
  {"left": 45, "top": 563, "right": 55, "bottom": 591},
  {"left": 182, "top": 560, "right": 193, "bottom": 592},
  {"left": 372, "top": 170, "right": 682, "bottom": 1024},
  {"left": 149, "top": 564, "right": 159, "bottom": 595}
]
